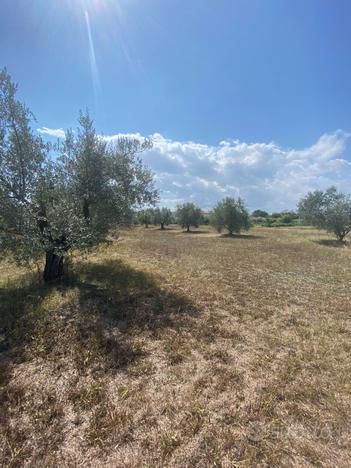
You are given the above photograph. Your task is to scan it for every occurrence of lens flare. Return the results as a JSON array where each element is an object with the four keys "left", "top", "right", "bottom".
[{"left": 84, "top": 9, "right": 101, "bottom": 109}]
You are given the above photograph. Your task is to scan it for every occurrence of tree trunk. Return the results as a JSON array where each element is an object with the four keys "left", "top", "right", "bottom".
[
  {"left": 43, "top": 251, "right": 64, "bottom": 282},
  {"left": 161, "top": 222, "right": 164, "bottom": 230},
  {"left": 336, "top": 231, "right": 346, "bottom": 242},
  {"left": 187, "top": 225, "right": 190, "bottom": 232},
  {"left": 83, "top": 199, "right": 90, "bottom": 220}
]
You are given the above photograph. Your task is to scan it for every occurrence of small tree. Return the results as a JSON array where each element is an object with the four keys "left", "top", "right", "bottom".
[
  {"left": 176, "top": 203, "right": 202, "bottom": 232},
  {"left": 200, "top": 212, "right": 211, "bottom": 225},
  {"left": 0, "top": 69, "right": 157, "bottom": 281},
  {"left": 138, "top": 208, "right": 154, "bottom": 228},
  {"left": 211, "top": 197, "right": 250, "bottom": 235},
  {"left": 252, "top": 209, "right": 269, "bottom": 218},
  {"left": 153, "top": 207, "right": 172, "bottom": 229},
  {"left": 279, "top": 211, "right": 298, "bottom": 224},
  {"left": 298, "top": 186, "right": 351, "bottom": 242}
]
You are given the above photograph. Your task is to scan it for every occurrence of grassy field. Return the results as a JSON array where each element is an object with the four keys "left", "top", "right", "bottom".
[{"left": 0, "top": 225, "right": 350, "bottom": 467}]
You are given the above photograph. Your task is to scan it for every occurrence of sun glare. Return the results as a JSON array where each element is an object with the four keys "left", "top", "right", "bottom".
[{"left": 84, "top": 9, "right": 101, "bottom": 108}]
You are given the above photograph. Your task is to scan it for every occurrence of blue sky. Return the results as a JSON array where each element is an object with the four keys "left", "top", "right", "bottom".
[{"left": 1, "top": 0, "right": 351, "bottom": 210}]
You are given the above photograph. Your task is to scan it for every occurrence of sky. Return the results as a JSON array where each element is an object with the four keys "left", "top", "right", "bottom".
[{"left": 1, "top": 0, "right": 351, "bottom": 211}]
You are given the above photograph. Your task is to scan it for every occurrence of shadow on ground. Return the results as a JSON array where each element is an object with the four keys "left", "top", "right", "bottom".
[
  {"left": 0, "top": 257, "right": 201, "bottom": 463},
  {"left": 0, "top": 259, "right": 199, "bottom": 371},
  {"left": 312, "top": 239, "right": 348, "bottom": 248},
  {"left": 219, "top": 233, "right": 264, "bottom": 240},
  {"left": 180, "top": 229, "right": 212, "bottom": 235}
]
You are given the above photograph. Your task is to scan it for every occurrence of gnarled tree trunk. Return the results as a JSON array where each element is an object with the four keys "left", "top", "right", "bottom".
[{"left": 43, "top": 251, "right": 64, "bottom": 282}]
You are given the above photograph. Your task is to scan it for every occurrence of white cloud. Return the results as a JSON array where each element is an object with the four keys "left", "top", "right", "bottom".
[
  {"left": 100, "top": 132, "right": 145, "bottom": 143},
  {"left": 37, "top": 127, "right": 65, "bottom": 139},
  {"left": 37, "top": 126, "right": 351, "bottom": 211},
  {"left": 138, "top": 130, "right": 351, "bottom": 211}
]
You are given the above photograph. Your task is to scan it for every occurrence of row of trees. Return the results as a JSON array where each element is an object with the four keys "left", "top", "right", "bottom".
[
  {"left": 138, "top": 188, "right": 351, "bottom": 243},
  {"left": 137, "top": 199, "right": 251, "bottom": 235},
  {"left": 138, "top": 207, "right": 173, "bottom": 229}
]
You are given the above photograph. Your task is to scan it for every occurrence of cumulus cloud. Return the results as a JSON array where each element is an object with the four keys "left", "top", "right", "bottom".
[
  {"left": 140, "top": 130, "right": 351, "bottom": 211},
  {"left": 37, "top": 127, "right": 65, "bottom": 139},
  {"left": 37, "top": 126, "right": 351, "bottom": 211}
]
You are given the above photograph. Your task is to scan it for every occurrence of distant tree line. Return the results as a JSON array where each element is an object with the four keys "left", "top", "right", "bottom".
[
  {"left": 136, "top": 199, "right": 252, "bottom": 235},
  {"left": 251, "top": 188, "right": 351, "bottom": 241},
  {"left": 251, "top": 210, "right": 300, "bottom": 227},
  {"left": 136, "top": 186, "right": 351, "bottom": 244}
]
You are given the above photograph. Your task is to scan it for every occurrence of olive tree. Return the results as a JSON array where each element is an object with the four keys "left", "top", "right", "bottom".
[
  {"left": 0, "top": 69, "right": 157, "bottom": 281},
  {"left": 211, "top": 197, "right": 250, "bottom": 235},
  {"left": 176, "top": 202, "right": 202, "bottom": 232},
  {"left": 153, "top": 207, "right": 172, "bottom": 229},
  {"left": 138, "top": 208, "right": 154, "bottom": 228},
  {"left": 298, "top": 186, "right": 351, "bottom": 242}
]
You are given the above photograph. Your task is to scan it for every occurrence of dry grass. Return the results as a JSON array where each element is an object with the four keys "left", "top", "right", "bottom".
[{"left": 0, "top": 225, "right": 350, "bottom": 467}]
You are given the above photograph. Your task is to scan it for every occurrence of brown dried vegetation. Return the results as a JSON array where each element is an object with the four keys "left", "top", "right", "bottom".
[{"left": 0, "top": 226, "right": 350, "bottom": 467}]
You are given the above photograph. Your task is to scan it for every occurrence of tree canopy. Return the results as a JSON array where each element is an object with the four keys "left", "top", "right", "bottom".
[
  {"left": 138, "top": 208, "right": 155, "bottom": 228},
  {"left": 211, "top": 197, "right": 250, "bottom": 235},
  {"left": 298, "top": 186, "right": 351, "bottom": 241},
  {"left": 0, "top": 69, "right": 157, "bottom": 280},
  {"left": 153, "top": 207, "right": 173, "bottom": 229},
  {"left": 251, "top": 209, "right": 269, "bottom": 218},
  {"left": 176, "top": 203, "right": 202, "bottom": 232}
]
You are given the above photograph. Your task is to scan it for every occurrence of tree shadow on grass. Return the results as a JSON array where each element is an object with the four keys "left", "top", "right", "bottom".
[
  {"left": 0, "top": 273, "right": 65, "bottom": 465},
  {"left": 0, "top": 258, "right": 200, "bottom": 375},
  {"left": 219, "top": 233, "right": 264, "bottom": 240},
  {"left": 180, "top": 229, "right": 212, "bottom": 234},
  {"left": 312, "top": 239, "right": 347, "bottom": 248},
  {"left": 0, "top": 258, "right": 200, "bottom": 463},
  {"left": 76, "top": 259, "right": 199, "bottom": 334}
]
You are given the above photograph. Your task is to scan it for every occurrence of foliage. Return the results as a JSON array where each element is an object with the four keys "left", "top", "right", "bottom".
[
  {"left": 263, "top": 211, "right": 300, "bottom": 227},
  {"left": 200, "top": 213, "right": 211, "bottom": 225},
  {"left": 279, "top": 211, "right": 298, "bottom": 224},
  {"left": 211, "top": 197, "right": 250, "bottom": 235},
  {"left": 251, "top": 209, "right": 269, "bottom": 218},
  {"left": 176, "top": 203, "right": 202, "bottom": 232},
  {"left": 0, "top": 69, "right": 158, "bottom": 279},
  {"left": 153, "top": 207, "right": 173, "bottom": 229},
  {"left": 137, "top": 208, "right": 155, "bottom": 227},
  {"left": 298, "top": 186, "right": 351, "bottom": 241},
  {"left": 270, "top": 212, "right": 281, "bottom": 219}
]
